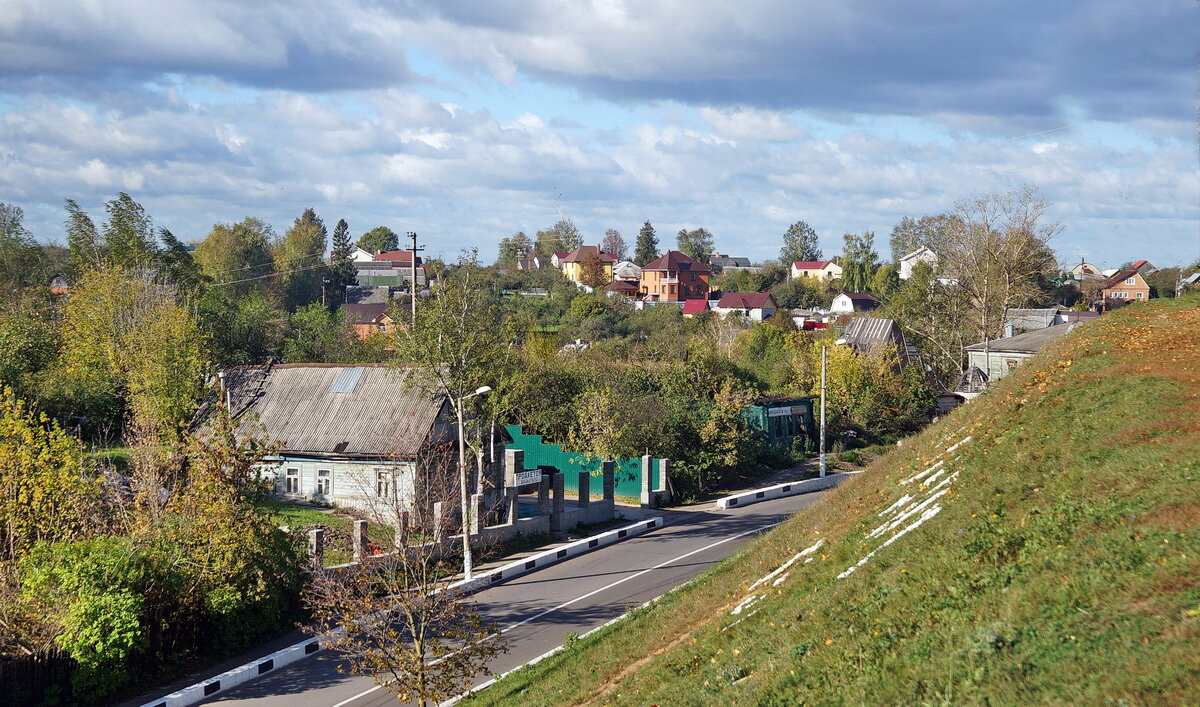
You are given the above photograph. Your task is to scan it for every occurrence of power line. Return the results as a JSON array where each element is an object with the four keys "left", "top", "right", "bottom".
[{"left": 212, "top": 260, "right": 328, "bottom": 286}]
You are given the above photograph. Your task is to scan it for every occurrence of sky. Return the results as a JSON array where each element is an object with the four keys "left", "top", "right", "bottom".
[{"left": 1, "top": 1, "right": 1197, "bottom": 270}]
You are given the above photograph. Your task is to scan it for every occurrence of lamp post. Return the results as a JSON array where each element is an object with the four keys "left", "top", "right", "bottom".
[
  {"left": 820, "top": 338, "right": 849, "bottom": 479},
  {"left": 454, "top": 385, "right": 491, "bottom": 581}
]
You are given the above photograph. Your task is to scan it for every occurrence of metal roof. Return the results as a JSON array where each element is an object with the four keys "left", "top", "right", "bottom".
[
  {"left": 965, "top": 322, "right": 1076, "bottom": 354},
  {"left": 221, "top": 364, "right": 447, "bottom": 459}
]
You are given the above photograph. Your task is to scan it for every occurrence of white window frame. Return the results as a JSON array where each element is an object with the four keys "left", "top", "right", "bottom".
[
  {"left": 1125, "top": 278, "right": 1135, "bottom": 285},
  {"left": 316, "top": 469, "right": 332, "bottom": 496},
  {"left": 376, "top": 470, "right": 392, "bottom": 498},
  {"left": 285, "top": 467, "right": 299, "bottom": 494}
]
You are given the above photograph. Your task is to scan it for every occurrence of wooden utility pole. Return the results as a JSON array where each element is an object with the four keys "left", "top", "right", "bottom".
[{"left": 407, "top": 231, "right": 424, "bottom": 327}]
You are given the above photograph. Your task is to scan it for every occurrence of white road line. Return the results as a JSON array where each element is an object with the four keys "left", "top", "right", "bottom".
[{"left": 333, "top": 517, "right": 788, "bottom": 706}]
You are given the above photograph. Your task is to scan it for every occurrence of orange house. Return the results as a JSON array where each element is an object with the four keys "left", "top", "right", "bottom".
[
  {"left": 1099, "top": 269, "right": 1150, "bottom": 308},
  {"left": 343, "top": 303, "right": 399, "bottom": 341},
  {"left": 639, "top": 250, "right": 710, "bottom": 302}
]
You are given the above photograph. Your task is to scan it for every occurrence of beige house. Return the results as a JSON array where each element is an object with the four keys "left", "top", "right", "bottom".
[
  {"left": 790, "top": 260, "right": 842, "bottom": 280},
  {"left": 560, "top": 245, "right": 615, "bottom": 285}
]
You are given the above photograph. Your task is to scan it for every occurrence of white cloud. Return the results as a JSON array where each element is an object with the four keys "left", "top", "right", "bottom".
[{"left": 698, "top": 107, "right": 803, "bottom": 142}]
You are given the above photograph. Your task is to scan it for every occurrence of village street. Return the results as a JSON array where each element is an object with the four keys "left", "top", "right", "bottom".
[{"left": 195, "top": 491, "right": 828, "bottom": 706}]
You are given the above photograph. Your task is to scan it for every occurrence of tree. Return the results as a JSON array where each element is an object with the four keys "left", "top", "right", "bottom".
[
  {"left": 942, "top": 185, "right": 1061, "bottom": 342},
  {"left": 497, "top": 232, "right": 533, "bottom": 265},
  {"left": 577, "top": 251, "right": 608, "bottom": 288},
  {"left": 779, "top": 220, "right": 822, "bottom": 264},
  {"left": 328, "top": 219, "right": 358, "bottom": 303},
  {"left": 102, "top": 193, "right": 157, "bottom": 271},
  {"left": 868, "top": 263, "right": 900, "bottom": 299},
  {"left": 278, "top": 208, "right": 328, "bottom": 309},
  {"left": 357, "top": 226, "right": 399, "bottom": 253},
  {"left": 840, "top": 232, "right": 880, "bottom": 292},
  {"left": 888, "top": 214, "right": 960, "bottom": 263},
  {"left": 634, "top": 221, "right": 659, "bottom": 266},
  {"left": 881, "top": 261, "right": 974, "bottom": 386},
  {"left": 194, "top": 218, "right": 275, "bottom": 298},
  {"left": 534, "top": 219, "right": 582, "bottom": 256},
  {"left": 156, "top": 228, "right": 207, "bottom": 295},
  {"left": 64, "top": 199, "right": 102, "bottom": 276},
  {"left": 282, "top": 303, "right": 361, "bottom": 363},
  {"left": 602, "top": 228, "right": 628, "bottom": 261},
  {"left": 0, "top": 202, "right": 45, "bottom": 294},
  {"left": 303, "top": 442, "right": 507, "bottom": 706},
  {"left": 771, "top": 276, "right": 824, "bottom": 309},
  {"left": 676, "top": 228, "right": 715, "bottom": 264}
]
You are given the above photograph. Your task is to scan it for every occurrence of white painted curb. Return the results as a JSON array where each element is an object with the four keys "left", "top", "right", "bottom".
[
  {"left": 714, "top": 471, "right": 860, "bottom": 510},
  {"left": 139, "top": 517, "right": 663, "bottom": 707}
]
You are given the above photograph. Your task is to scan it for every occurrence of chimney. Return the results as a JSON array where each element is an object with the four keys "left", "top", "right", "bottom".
[{"left": 1004, "top": 322, "right": 1015, "bottom": 338}]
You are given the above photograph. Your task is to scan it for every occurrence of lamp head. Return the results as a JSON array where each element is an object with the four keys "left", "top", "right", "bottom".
[{"left": 474, "top": 385, "right": 493, "bottom": 396}]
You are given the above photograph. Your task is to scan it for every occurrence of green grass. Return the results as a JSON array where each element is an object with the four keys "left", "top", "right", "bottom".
[
  {"left": 465, "top": 297, "right": 1200, "bottom": 706},
  {"left": 257, "top": 498, "right": 395, "bottom": 566}
]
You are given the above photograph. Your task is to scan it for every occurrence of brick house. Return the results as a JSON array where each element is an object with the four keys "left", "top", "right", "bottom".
[
  {"left": 639, "top": 250, "right": 710, "bottom": 302},
  {"left": 342, "top": 303, "right": 398, "bottom": 340}
]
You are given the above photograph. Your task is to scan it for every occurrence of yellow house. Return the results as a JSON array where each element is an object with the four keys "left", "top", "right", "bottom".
[{"left": 561, "top": 245, "right": 616, "bottom": 286}]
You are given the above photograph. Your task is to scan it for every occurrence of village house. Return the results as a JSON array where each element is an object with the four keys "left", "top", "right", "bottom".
[
  {"left": 338, "top": 248, "right": 427, "bottom": 289},
  {"left": 790, "top": 260, "right": 842, "bottom": 280},
  {"left": 560, "top": 245, "right": 616, "bottom": 285},
  {"left": 1071, "top": 260, "right": 1104, "bottom": 280},
  {"left": 341, "top": 303, "right": 399, "bottom": 340},
  {"left": 898, "top": 246, "right": 938, "bottom": 280},
  {"left": 1099, "top": 268, "right": 1151, "bottom": 307},
  {"left": 713, "top": 292, "right": 778, "bottom": 322},
  {"left": 611, "top": 260, "right": 642, "bottom": 283},
  {"left": 639, "top": 250, "right": 710, "bottom": 302},
  {"left": 708, "top": 253, "right": 753, "bottom": 273},
  {"left": 829, "top": 292, "right": 879, "bottom": 315},
  {"left": 681, "top": 298, "right": 710, "bottom": 318},
  {"left": 212, "top": 364, "right": 504, "bottom": 521},
  {"left": 839, "top": 317, "right": 921, "bottom": 367},
  {"left": 964, "top": 323, "right": 1077, "bottom": 382}
]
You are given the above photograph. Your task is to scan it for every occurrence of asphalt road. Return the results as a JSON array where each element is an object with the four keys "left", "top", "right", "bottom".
[{"left": 201, "top": 492, "right": 826, "bottom": 706}]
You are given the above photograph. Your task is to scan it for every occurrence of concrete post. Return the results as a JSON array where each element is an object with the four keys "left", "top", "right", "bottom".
[
  {"left": 602, "top": 460, "right": 615, "bottom": 501},
  {"left": 469, "top": 492, "right": 485, "bottom": 535},
  {"left": 432, "top": 501, "right": 445, "bottom": 543},
  {"left": 505, "top": 486, "right": 519, "bottom": 526},
  {"left": 504, "top": 449, "right": 524, "bottom": 488},
  {"left": 640, "top": 455, "right": 655, "bottom": 508},
  {"left": 308, "top": 528, "right": 325, "bottom": 569},
  {"left": 537, "top": 474, "right": 550, "bottom": 518},
  {"left": 657, "top": 458, "right": 671, "bottom": 505},
  {"left": 352, "top": 520, "right": 369, "bottom": 562},
  {"left": 577, "top": 470, "right": 590, "bottom": 508},
  {"left": 394, "top": 511, "right": 410, "bottom": 550},
  {"left": 550, "top": 471, "right": 565, "bottom": 533}
]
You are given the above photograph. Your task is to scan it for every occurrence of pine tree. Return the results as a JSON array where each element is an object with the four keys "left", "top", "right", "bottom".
[
  {"left": 328, "top": 219, "right": 357, "bottom": 303},
  {"left": 634, "top": 221, "right": 659, "bottom": 266}
]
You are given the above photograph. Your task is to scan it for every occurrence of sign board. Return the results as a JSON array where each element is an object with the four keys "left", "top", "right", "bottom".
[
  {"left": 514, "top": 470, "right": 542, "bottom": 486},
  {"left": 768, "top": 406, "right": 794, "bottom": 417}
]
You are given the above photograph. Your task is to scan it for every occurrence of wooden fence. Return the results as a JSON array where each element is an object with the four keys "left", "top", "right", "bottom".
[{"left": 0, "top": 648, "right": 75, "bottom": 705}]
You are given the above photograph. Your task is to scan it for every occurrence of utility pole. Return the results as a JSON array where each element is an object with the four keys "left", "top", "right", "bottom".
[
  {"left": 455, "top": 386, "right": 491, "bottom": 581},
  {"left": 407, "top": 231, "right": 424, "bottom": 327},
  {"left": 819, "top": 344, "right": 827, "bottom": 478}
]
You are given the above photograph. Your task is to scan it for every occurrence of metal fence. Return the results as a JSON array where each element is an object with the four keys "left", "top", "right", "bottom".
[{"left": 504, "top": 425, "right": 661, "bottom": 499}]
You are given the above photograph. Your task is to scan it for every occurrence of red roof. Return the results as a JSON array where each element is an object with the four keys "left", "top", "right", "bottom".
[
  {"left": 562, "top": 245, "right": 617, "bottom": 264},
  {"left": 373, "top": 250, "right": 422, "bottom": 265},
  {"left": 1100, "top": 269, "right": 1141, "bottom": 289},
  {"left": 642, "top": 250, "right": 710, "bottom": 272},
  {"left": 717, "top": 292, "right": 776, "bottom": 310},
  {"left": 604, "top": 280, "right": 638, "bottom": 292},
  {"left": 681, "top": 298, "right": 709, "bottom": 314},
  {"left": 792, "top": 260, "right": 832, "bottom": 270}
]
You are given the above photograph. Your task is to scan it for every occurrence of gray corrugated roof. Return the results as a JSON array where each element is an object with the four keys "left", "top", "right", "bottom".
[
  {"left": 223, "top": 364, "right": 447, "bottom": 458},
  {"left": 965, "top": 322, "right": 1075, "bottom": 354},
  {"left": 1004, "top": 308, "right": 1061, "bottom": 330},
  {"left": 841, "top": 317, "right": 922, "bottom": 366}
]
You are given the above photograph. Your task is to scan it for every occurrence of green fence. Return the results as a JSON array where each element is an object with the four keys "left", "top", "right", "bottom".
[{"left": 504, "top": 425, "right": 661, "bottom": 499}]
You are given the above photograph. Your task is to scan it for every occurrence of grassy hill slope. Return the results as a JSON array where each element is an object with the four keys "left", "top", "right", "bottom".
[{"left": 468, "top": 297, "right": 1200, "bottom": 706}]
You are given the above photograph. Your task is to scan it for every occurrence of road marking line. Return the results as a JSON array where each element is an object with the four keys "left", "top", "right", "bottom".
[{"left": 331, "top": 684, "right": 381, "bottom": 707}]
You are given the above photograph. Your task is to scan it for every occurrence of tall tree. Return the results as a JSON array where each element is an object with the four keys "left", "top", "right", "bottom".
[
  {"left": 357, "top": 226, "right": 399, "bottom": 253},
  {"left": 328, "top": 218, "right": 357, "bottom": 303},
  {"left": 840, "top": 231, "right": 880, "bottom": 292},
  {"left": 0, "top": 202, "right": 45, "bottom": 293},
  {"left": 779, "top": 220, "right": 822, "bottom": 264},
  {"left": 634, "top": 221, "right": 659, "bottom": 266},
  {"left": 601, "top": 228, "right": 628, "bottom": 261},
  {"left": 577, "top": 251, "right": 608, "bottom": 288},
  {"left": 102, "top": 192, "right": 157, "bottom": 271},
  {"left": 534, "top": 219, "right": 583, "bottom": 256},
  {"left": 497, "top": 231, "right": 533, "bottom": 265},
  {"left": 156, "top": 228, "right": 207, "bottom": 295},
  {"left": 888, "top": 214, "right": 960, "bottom": 263},
  {"left": 64, "top": 199, "right": 102, "bottom": 276},
  {"left": 278, "top": 208, "right": 328, "bottom": 309},
  {"left": 676, "top": 227, "right": 715, "bottom": 264},
  {"left": 194, "top": 218, "right": 275, "bottom": 298}
]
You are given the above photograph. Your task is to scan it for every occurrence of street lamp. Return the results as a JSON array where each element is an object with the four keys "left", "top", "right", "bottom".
[
  {"left": 820, "top": 339, "right": 849, "bottom": 478},
  {"left": 454, "top": 385, "right": 492, "bottom": 581}
]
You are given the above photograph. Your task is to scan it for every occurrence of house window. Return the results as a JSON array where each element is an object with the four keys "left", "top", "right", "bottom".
[
  {"left": 377, "top": 323, "right": 387, "bottom": 331},
  {"left": 1006, "top": 359, "right": 1018, "bottom": 371},
  {"left": 285, "top": 468, "right": 299, "bottom": 494},
  {"left": 376, "top": 471, "right": 391, "bottom": 498},
  {"left": 1125, "top": 278, "right": 1135, "bottom": 285},
  {"left": 1136, "top": 292, "right": 1144, "bottom": 299},
  {"left": 316, "top": 469, "right": 332, "bottom": 496}
]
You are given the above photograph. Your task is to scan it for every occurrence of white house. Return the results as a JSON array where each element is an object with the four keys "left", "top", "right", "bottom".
[
  {"left": 790, "top": 260, "right": 842, "bottom": 280},
  {"left": 713, "top": 292, "right": 777, "bottom": 322},
  {"left": 898, "top": 246, "right": 938, "bottom": 280},
  {"left": 829, "top": 292, "right": 879, "bottom": 315}
]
